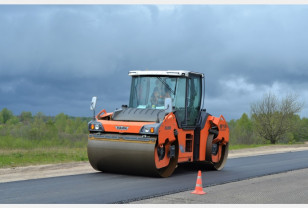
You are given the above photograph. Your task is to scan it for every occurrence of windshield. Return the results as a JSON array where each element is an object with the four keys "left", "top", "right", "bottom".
[{"left": 129, "top": 76, "right": 186, "bottom": 109}]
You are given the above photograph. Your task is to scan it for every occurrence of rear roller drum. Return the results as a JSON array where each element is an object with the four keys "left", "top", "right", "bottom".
[
  {"left": 206, "top": 133, "right": 229, "bottom": 170},
  {"left": 155, "top": 140, "right": 179, "bottom": 177}
]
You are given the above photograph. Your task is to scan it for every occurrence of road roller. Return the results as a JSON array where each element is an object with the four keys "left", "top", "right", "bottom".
[{"left": 87, "top": 70, "right": 229, "bottom": 177}]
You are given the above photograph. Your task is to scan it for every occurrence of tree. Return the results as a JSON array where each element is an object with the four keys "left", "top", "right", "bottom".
[
  {"left": 0, "top": 108, "right": 13, "bottom": 124},
  {"left": 229, "top": 113, "right": 257, "bottom": 145},
  {"left": 291, "top": 116, "right": 308, "bottom": 143},
  {"left": 20, "top": 111, "right": 32, "bottom": 123},
  {"left": 55, "top": 113, "right": 68, "bottom": 132},
  {"left": 251, "top": 92, "right": 304, "bottom": 144}
]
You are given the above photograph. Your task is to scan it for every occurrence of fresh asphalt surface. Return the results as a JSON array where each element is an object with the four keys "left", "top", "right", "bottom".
[{"left": 1, "top": 150, "right": 308, "bottom": 204}]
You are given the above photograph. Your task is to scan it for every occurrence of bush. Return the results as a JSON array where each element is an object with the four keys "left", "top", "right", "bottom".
[{"left": 0, "top": 109, "right": 90, "bottom": 149}]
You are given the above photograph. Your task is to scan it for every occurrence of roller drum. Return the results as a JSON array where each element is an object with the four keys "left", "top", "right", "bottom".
[{"left": 88, "top": 134, "right": 161, "bottom": 176}]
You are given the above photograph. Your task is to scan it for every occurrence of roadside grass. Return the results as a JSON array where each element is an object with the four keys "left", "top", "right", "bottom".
[
  {"left": 0, "top": 135, "right": 88, "bottom": 168},
  {"left": 229, "top": 142, "right": 306, "bottom": 150},
  {"left": 0, "top": 147, "right": 88, "bottom": 168},
  {"left": 229, "top": 144, "right": 272, "bottom": 150}
]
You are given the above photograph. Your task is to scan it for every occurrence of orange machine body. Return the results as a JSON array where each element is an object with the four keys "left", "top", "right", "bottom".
[{"left": 93, "top": 108, "right": 229, "bottom": 167}]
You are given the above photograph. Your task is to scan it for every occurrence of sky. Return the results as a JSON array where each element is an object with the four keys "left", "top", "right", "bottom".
[{"left": 1, "top": 4, "right": 308, "bottom": 121}]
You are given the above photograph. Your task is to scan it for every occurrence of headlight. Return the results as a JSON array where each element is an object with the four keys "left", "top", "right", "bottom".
[
  {"left": 95, "top": 124, "right": 100, "bottom": 130},
  {"left": 143, "top": 127, "right": 154, "bottom": 133},
  {"left": 140, "top": 124, "right": 161, "bottom": 135},
  {"left": 88, "top": 121, "right": 104, "bottom": 132}
]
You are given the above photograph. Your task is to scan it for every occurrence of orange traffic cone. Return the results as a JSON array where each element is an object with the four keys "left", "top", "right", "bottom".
[{"left": 191, "top": 170, "right": 206, "bottom": 195}]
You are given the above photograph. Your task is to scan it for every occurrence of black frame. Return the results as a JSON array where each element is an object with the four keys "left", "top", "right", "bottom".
[{"left": 177, "top": 73, "right": 203, "bottom": 130}]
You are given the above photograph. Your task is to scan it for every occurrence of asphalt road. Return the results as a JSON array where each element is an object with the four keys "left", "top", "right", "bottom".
[
  {"left": 133, "top": 168, "right": 308, "bottom": 204},
  {"left": 1, "top": 150, "right": 308, "bottom": 204}
]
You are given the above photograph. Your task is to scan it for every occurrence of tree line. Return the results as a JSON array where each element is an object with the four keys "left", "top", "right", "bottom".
[
  {"left": 229, "top": 113, "right": 308, "bottom": 145},
  {"left": 0, "top": 109, "right": 89, "bottom": 148},
  {"left": 229, "top": 93, "right": 307, "bottom": 145},
  {"left": 0, "top": 92, "right": 306, "bottom": 148}
]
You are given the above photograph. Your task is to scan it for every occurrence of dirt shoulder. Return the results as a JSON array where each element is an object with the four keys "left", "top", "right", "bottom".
[
  {"left": 228, "top": 142, "right": 308, "bottom": 158},
  {"left": 1, "top": 142, "right": 308, "bottom": 183}
]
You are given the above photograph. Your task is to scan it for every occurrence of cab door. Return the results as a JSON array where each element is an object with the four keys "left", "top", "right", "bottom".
[{"left": 186, "top": 74, "right": 202, "bottom": 127}]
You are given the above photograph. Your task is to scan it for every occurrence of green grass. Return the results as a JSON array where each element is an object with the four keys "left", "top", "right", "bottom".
[
  {"left": 0, "top": 135, "right": 87, "bottom": 149},
  {"left": 0, "top": 134, "right": 88, "bottom": 168},
  {"left": 229, "top": 144, "right": 272, "bottom": 150},
  {"left": 0, "top": 147, "right": 88, "bottom": 168},
  {"left": 229, "top": 142, "right": 306, "bottom": 150}
]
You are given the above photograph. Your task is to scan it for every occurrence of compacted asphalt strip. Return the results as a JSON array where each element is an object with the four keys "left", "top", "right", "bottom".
[
  {"left": 132, "top": 168, "right": 308, "bottom": 204},
  {"left": 0, "top": 150, "right": 308, "bottom": 203}
]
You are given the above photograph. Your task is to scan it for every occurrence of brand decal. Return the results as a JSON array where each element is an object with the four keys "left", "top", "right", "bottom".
[
  {"left": 164, "top": 126, "right": 171, "bottom": 130},
  {"left": 116, "top": 126, "right": 129, "bottom": 130},
  {"left": 219, "top": 124, "right": 227, "bottom": 131}
]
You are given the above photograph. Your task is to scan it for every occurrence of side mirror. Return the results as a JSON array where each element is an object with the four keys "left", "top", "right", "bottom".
[
  {"left": 90, "top": 96, "right": 97, "bottom": 120},
  {"left": 90, "top": 96, "right": 97, "bottom": 111},
  {"left": 164, "top": 98, "right": 172, "bottom": 114}
]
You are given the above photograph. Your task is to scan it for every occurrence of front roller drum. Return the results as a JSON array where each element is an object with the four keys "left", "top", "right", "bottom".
[{"left": 87, "top": 134, "right": 178, "bottom": 177}]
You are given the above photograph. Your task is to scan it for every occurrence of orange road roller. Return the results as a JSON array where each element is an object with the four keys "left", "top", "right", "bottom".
[{"left": 87, "top": 70, "right": 229, "bottom": 177}]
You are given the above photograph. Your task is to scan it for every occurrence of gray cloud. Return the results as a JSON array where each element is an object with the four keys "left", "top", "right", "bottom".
[{"left": 1, "top": 5, "right": 308, "bottom": 120}]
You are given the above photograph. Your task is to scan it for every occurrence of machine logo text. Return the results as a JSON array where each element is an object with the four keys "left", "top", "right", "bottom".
[{"left": 116, "top": 126, "right": 129, "bottom": 130}]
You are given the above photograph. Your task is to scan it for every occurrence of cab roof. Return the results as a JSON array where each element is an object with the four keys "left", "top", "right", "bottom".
[{"left": 128, "top": 70, "right": 204, "bottom": 78}]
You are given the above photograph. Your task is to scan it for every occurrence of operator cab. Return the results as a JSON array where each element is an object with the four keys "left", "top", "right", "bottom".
[{"left": 128, "top": 70, "right": 204, "bottom": 128}]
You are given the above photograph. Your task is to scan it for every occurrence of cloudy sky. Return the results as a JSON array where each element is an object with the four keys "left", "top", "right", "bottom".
[{"left": 1, "top": 5, "right": 308, "bottom": 120}]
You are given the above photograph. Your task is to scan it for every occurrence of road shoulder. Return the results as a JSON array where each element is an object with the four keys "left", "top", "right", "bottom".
[{"left": 131, "top": 168, "right": 308, "bottom": 204}]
